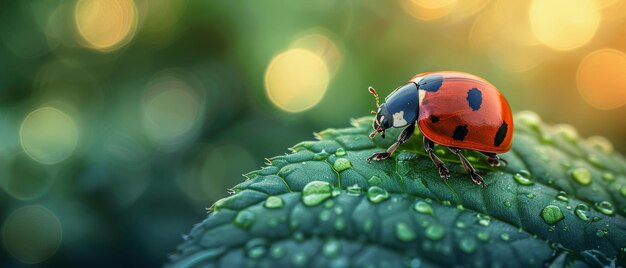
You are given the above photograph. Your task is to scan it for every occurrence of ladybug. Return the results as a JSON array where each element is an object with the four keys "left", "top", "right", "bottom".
[{"left": 367, "top": 71, "right": 513, "bottom": 187}]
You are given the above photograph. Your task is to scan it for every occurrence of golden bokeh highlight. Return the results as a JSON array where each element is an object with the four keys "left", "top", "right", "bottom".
[
  {"left": 74, "top": 0, "right": 138, "bottom": 51},
  {"left": 265, "top": 49, "right": 330, "bottom": 113},
  {"left": 469, "top": 10, "right": 547, "bottom": 72},
  {"left": 2, "top": 205, "right": 62, "bottom": 264},
  {"left": 20, "top": 107, "right": 79, "bottom": 165},
  {"left": 143, "top": 72, "right": 204, "bottom": 146},
  {"left": 492, "top": 0, "right": 539, "bottom": 46},
  {"left": 291, "top": 32, "right": 341, "bottom": 76},
  {"left": 400, "top": 0, "right": 458, "bottom": 21},
  {"left": 576, "top": 49, "right": 626, "bottom": 109},
  {"left": 447, "top": 0, "right": 490, "bottom": 22},
  {"left": 529, "top": 0, "right": 600, "bottom": 51}
]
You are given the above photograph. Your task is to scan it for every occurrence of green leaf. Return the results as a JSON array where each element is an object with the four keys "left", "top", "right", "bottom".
[{"left": 168, "top": 111, "right": 626, "bottom": 267}]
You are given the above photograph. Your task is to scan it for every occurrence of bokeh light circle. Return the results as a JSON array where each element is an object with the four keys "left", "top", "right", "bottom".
[
  {"left": 291, "top": 32, "right": 341, "bottom": 76},
  {"left": 20, "top": 107, "right": 79, "bottom": 165},
  {"left": 265, "top": 49, "right": 330, "bottom": 113},
  {"left": 2, "top": 205, "right": 62, "bottom": 264},
  {"left": 1, "top": 154, "right": 55, "bottom": 200},
  {"left": 400, "top": 0, "right": 459, "bottom": 21},
  {"left": 143, "top": 72, "right": 205, "bottom": 146},
  {"left": 576, "top": 49, "right": 626, "bottom": 109},
  {"left": 529, "top": 0, "right": 600, "bottom": 51},
  {"left": 74, "top": 0, "right": 138, "bottom": 51}
]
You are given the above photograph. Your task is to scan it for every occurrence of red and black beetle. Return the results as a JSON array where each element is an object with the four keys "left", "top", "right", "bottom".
[{"left": 367, "top": 71, "right": 513, "bottom": 187}]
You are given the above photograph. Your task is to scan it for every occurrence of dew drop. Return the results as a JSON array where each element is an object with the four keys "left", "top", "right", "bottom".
[
  {"left": 333, "top": 206, "right": 343, "bottom": 215},
  {"left": 319, "top": 210, "right": 331, "bottom": 222},
  {"left": 333, "top": 158, "right": 352, "bottom": 172},
  {"left": 503, "top": 201, "right": 512, "bottom": 208},
  {"left": 517, "top": 111, "right": 542, "bottom": 131},
  {"left": 324, "top": 200, "right": 335, "bottom": 208},
  {"left": 587, "top": 155, "right": 604, "bottom": 168},
  {"left": 459, "top": 237, "right": 477, "bottom": 254},
  {"left": 560, "top": 159, "right": 572, "bottom": 168},
  {"left": 477, "top": 231, "right": 490, "bottom": 242},
  {"left": 367, "top": 186, "right": 389, "bottom": 203},
  {"left": 323, "top": 239, "right": 341, "bottom": 258},
  {"left": 467, "top": 156, "right": 479, "bottom": 163},
  {"left": 335, "top": 148, "right": 346, "bottom": 156},
  {"left": 594, "top": 201, "right": 615, "bottom": 216},
  {"left": 476, "top": 214, "right": 491, "bottom": 226},
  {"left": 620, "top": 186, "right": 626, "bottom": 197},
  {"left": 313, "top": 150, "right": 329, "bottom": 160},
  {"left": 570, "top": 168, "right": 592, "bottom": 185},
  {"left": 245, "top": 239, "right": 267, "bottom": 259},
  {"left": 555, "top": 191, "right": 569, "bottom": 202},
  {"left": 234, "top": 211, "right": 256, "bottom": 229},
  {"left": 595, "top": 228, "right": 608, "bottom": 238},
  {"left": 500, "top": 233, "right": 510, "bottom": 241},
  {"left": 265, "top": 196, "right": 284, "bottom": 209},
  {"left": 334, "top": 218, "right": 346, "bottom": 231},
  {"left": 291, "top": 252, "right": 309, "bottom": 267},
  {"left": 553, "top": 124, "right": 578, "bottom": 143},
  {"left": 541, "top": 205, "right": 564, "bottom": 225},
  {"left": 574, "top": 204, "right": 590, "bottom": 222},
  {"left": 602, "top": 172, "right": 615, "bottom": 181},
  {"left": 368, "top": 175, "right": 382, "bottom": 186},
  {"left": 413, "top": 201, "right": 433, "bottom": 215},
  {"left": 587, "top": 135, "right": 613, "bottom": 154},
  {"left": 270, "top": 245, "right": 285, "bottom": 259},
  {"left": 456, "top": 222, "right": 467, "bottom": 229},
  {"left": 347, "top": 184, "right": 361, "bottom": 195},
  {"left": 513, "top": 170, "right": 534, "bottom": 185},
  {"left": 396, "top": 222, "right": 417, "bottom": 242},
  {"left": 302, "top": 181, "right": 333, "bottom": 206},
  {"left": 435, "top": 148, "right": 447, "bottom": 156},
  {"left": 425, "top": 225, "right": 446, "bottom": 240},
  {"left": 526, "top": 193, "right": 536, "bottom": 199}
]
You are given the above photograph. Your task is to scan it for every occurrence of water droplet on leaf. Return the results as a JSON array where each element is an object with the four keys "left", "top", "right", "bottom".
[
  {"left": 323, "top": 239, "right": 341, "bottom": 258},
  {"left": 574, "top": 204, "right": 590, "bottom": 221},
  {"left": 459, "top": 237, "right": 477, "bottom": 254},
  {"left": 333, "top": 158, "right": 352, "bottom": 172},
  {"left": 414, "top": 201, "right": 433, "bottom": 215},
  {"left": 368, "top": 175, "right": 382, "bottom": 186},
  {"left": 396, "top": 222, "right": 417, "bottom": 242},
  {"left": 513, "top": 171, "right": 534, "bottom": 185},
  {"left": 425, "top": 225, "right": 446, "bottom": 240},
  {"left": 265, "top": 196, "right": 284, "bottom": 209},
  {"left": 367, "top": 186, "right": 389, "bottom": 203},
  {"left": 302, "top": 181, "right": 333, "bottom": 206},
  {"left": 556, "top": 191, "right": 569, "bottom": 202},
  {"left": 541, "top": 205, "right": 564, "bottom": 225},
  {"left": 594, "top": 201, "right": 615, "bottom": 216},
  {"left": 476, "top": 214, "right": 491, "bottom": 226},
  {"left": 477, "top": 231, "right": 490, "bottom": 242},
  {"left": 570, "top": 168, "right": 591, "bottom": 185},
  {"left": 500, "top": 233, "right": 510, "bottom": 241},
  {"left": 234, "top": 211, "right": 256, "bottom": 229}
]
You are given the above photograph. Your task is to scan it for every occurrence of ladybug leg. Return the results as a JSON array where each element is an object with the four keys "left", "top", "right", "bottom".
[
  {"left": 423, "top": 137, "right": 450, "bottom": 180},
  {"left": 480, "top": 152, "right": 507, "bottom": 167},
  {"left": 367, "top": 122, "right": 415, "bottom": 163},
  {"left": 448, "top": 148, "right": 486, "bottom": 187}
]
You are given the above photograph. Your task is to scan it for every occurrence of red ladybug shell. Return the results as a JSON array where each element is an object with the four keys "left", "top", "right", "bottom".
[{"left": 409, "top": 71, "right": 513, "bottom": 153}]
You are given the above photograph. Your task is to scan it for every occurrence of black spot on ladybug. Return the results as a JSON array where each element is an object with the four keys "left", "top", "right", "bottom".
[
  {"left": 494, "top": 121, "right": 508, "bottom": 146},
  {"left": 452, "top": 125, "right": 468, "bottom": 141},
  {"left": 466, "top": 88, "right": 482, "bottom": 111},
  {"left": 430, "top": 115, "right": 440, "bottom": 123},
  {"left": 419, "top": 74, "right": 443, "bottom": 92}
]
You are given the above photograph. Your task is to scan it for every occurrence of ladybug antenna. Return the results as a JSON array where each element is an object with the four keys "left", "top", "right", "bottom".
[{"left": 368, "top": 86, "right": 380, "bottom": 109}]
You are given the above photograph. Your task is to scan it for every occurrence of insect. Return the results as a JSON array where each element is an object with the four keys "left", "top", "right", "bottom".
[{"left": 367, "top": 71, "right": 513, "bottom": 187}]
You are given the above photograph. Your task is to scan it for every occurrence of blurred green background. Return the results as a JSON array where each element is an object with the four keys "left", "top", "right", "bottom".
[{"left": 1, "top": 0, "right": 625, "bottom": 266}]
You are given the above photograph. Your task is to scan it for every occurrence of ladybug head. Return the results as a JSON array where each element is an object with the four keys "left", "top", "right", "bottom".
[
  {"left": 368, "top": 83, "right": 419, "bottom": 139},
  {"left": 369, "top": 87, "right": 392, "bottom": 139}
]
